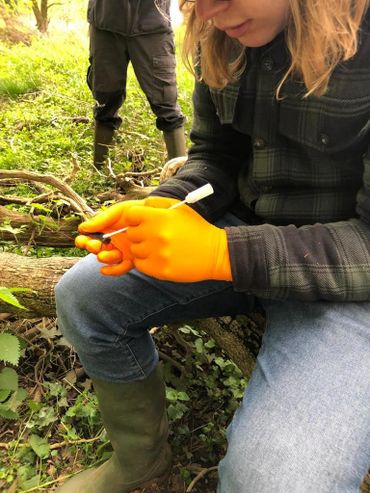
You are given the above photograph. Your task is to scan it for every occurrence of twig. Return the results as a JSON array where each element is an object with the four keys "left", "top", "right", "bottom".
[
  {"left": 158, "top": 350, "right": 184, "bottom": 374},
  {"left": 19, "top": 460, "right": 102, "bottom": 492},
  {"left": 107, "top": 156, "right": 117, "bottom": 179},
  {"left": 64, "top": 155, "right": 80, "bottom": 184},
  {"left": 124, "top": 130, "right": 152, "bottom": 141},
  {"left": 0, "top": 195, "right": 30, "bottom": 205},
  {"left": 0, "top": 170, "right": 94, "bottom": 218},
  {"left": 118, "top": 169, "right": 159, "bottom": 177},
  {"left": 33, "top": 347, "right": 47, "bottom": 396},
  {"left": 173, "top": 328, "right": 193, "bottom": 358},
  {"left": 49, "top": 433, "right": 104, "bottom": 450},
  {"left": 91, "top": 163, "right": 106, "bottom": 177},
  {"left": 186, "top": 466, "right": 218, "bottom": 492},
  {"left": 0, "top": 431, "right": 104, "bottom": 451},
  {"left": 27, "top": 191, "right": 55, "bottom": 204},
  {"left": 24, "top": 228, "right": 36, "bottom": 255}
]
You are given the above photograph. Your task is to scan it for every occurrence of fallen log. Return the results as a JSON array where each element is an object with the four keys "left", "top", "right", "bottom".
[
  {"left": 0, "top": 190, "right": 154, "bottom": 247},
  {"left": 0, "top": 205, "right": 78, "bottom": 246},
  {"left": 0, "top": 252, "right": 78, "bottom": 316}
]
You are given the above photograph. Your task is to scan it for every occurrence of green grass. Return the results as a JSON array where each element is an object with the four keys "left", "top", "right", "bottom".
[{"left": 0, "top": 23, "right": 194, "bottom": 199}]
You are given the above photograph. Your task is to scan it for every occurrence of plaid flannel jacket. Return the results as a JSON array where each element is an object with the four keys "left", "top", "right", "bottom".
[{"left": 154, "top": 11, "right": 370, "bottom": 301}]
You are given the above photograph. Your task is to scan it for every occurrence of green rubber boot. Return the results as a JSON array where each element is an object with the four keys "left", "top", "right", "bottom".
[
  {"left": 56, "top": 367, "right": 172, "bottom": 492},
  {"left": 162, "top": 126, "right": 187, "bottom": 160},
  {"left": 93, "top": 122, "right": 115, "bottom": 168}
]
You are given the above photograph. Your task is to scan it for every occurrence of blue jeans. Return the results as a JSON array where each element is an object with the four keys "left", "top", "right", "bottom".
[{"left": 55, "top": 244, "right": 370, "bottom": 493}]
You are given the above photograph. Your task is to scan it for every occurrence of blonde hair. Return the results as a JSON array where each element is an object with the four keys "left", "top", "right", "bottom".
[{"left": 179, "top": 0, "right": 369, "bottom": 96}]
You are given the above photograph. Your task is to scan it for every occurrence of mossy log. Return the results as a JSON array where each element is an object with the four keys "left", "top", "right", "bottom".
[{"left": 0, "top": 205, "right": 78, "bottom": 247}]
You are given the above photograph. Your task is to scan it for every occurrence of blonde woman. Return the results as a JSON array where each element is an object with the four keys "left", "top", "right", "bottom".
[{"left": 55, "top": 0, "right": 370, "bottom": 491}]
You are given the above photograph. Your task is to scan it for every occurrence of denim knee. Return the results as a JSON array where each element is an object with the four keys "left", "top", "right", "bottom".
[
  {"left": 55, "top": 255, "right": 123, "bottom": 347},
  {"left": 55, "top": 256, "right": 100, "bottom": 349},
  {"left": 218, "top": 414, "right": 364, "bottom": 493},
  {"left": 218, "top": 299, "right": 370, "bottom": 493},
  {"left": 54, "top": 254, "right": 161, "bottom": 382}
]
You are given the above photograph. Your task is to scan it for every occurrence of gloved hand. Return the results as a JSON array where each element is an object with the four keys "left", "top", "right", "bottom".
[
  {"left": 124, "top": 196, "right": 232, "bottom": 282},
  {"left": 75, "top": 200, "right": 145, "bottom": 275}
]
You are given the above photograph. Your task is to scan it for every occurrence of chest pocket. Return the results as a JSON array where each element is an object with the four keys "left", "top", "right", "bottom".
[
  {"left": 210, "top": 82, "right": 240, "bottom": 125},
  {"left": 278, "top": 77, "right": 370, "bottom": 156}
]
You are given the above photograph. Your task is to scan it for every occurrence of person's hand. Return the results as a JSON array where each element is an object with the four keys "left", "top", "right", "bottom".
[
  {"left": 75, "top": 200, "right": 145, "bottom": 275},
  {"left": 125, "top": 196, "right": 232, "bottom": 282}
]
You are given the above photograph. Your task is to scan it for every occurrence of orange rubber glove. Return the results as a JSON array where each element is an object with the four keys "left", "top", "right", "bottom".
[
  {"left": 125, "top": 196, "right": 232, "bottom": 282},
  {"left": 75, "top": 200, "right": 145, "bottom": 275}
]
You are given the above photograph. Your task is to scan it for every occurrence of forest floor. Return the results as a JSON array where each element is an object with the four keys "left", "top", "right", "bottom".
[
  {"left": 0, "top": 315, "right": 247, "bottom": 492},
  {"left": 1, "top": 315, "right": 369, "bottom": 493}
]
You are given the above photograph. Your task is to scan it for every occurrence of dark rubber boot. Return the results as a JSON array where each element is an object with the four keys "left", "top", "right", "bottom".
[
  {"left": 93, "top": 122, "right": 115, "bottom": 168},
  {"left": 162, "top": 126, "right": 187, "bottom": 160},
  {"left": 56, "top": 367, "right": 171, "bottom": 492}
]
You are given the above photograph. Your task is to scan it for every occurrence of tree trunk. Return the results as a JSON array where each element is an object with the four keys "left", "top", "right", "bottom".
[{"left": 31, "top": 0, "right": 49, "bottom": 33}]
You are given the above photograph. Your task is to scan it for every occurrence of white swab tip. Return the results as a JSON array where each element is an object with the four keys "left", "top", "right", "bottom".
[{"left": 185, "top": 183, "right": 214, "bottom": 203}]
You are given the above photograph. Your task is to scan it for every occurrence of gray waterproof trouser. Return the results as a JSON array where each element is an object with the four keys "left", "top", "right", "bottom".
[{"left": 87, "top": 26, "right": 186, "bottom": 131}]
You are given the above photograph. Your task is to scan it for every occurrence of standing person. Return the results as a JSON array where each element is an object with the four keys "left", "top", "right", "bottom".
[
  {"left": 55, "top": 0, "right": 370, "bottom": 492},
  {"left": 88, "top": 0, "right": 187, "bottom": 168}
]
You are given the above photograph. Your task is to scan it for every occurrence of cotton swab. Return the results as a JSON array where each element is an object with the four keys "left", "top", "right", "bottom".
[{"left": 102, "top": 183, "right": 214, "bottom": 240}]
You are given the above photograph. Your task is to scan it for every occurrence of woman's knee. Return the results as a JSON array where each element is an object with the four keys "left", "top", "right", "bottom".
[
  {"left": 54, "top": 255, "right": 111, "bottom": 343},
  {"left": 55, "top": 256, "right": 98, "bottom": 315}
]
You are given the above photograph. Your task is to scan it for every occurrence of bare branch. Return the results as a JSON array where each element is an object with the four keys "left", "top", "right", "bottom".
[{"left": 0, "top": 169, "right": 94, "bottom": 218}]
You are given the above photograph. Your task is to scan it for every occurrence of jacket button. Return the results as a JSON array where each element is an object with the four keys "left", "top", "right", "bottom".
[
  {"left": 261, "top": 185, "right": 272, "bottom": 192},
  {"left": 319, "top": 133, "right": 330, "bottom": 146},
  {"left": 261, "top": 57, "right": 274, "bottom": 72},
  {"left": 253, "top": 137, "right": 266, "bottom": 149}
]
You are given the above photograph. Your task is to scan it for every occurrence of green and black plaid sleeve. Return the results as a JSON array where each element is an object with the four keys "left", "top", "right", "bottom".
[{"left": 226, "top": 143, "right": 370, "bottom": 300}]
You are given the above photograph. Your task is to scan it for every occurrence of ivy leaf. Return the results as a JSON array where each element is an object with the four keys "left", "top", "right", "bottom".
[
  {"left": 0, "top": 405, "right": 18, "bottom": 420},
  {"left": 6, "top": 388, "right": 27, "bottom": 412},
  {"left": 0, "top": 287, "right": 29, "bottom": 310},
  {"left": 194, "top": 338, "right": 204, "bottom": 354},
  {"left": 177, "top": 391, "right": 190, "bottom": 401},
  {"left": 19, "top": 475, "right": 40, "bottom": 490},
  {"left": 214, "top": 357, "right": 226, "bottom": 369},
  {"left": 166, "top": 388, "right": 178, "bottom": 401},
  {"left": 167, "top": 402, "right": 188, "bottom": 421},
  {"left": 0, "top": 223, "right": 26, "bottom": 235},
  {"left": 0, "top": 385, "right": 26, "bottom": 419},
  {"left": 0, "top": 333, "right": 21, "bottom": 365},
  {"left": 29, "top": 434, "right": 50, "bottom": 459},
  {"left": 204, "top": 339, "right": 216, "bottom": 349},
  {"left": 0, "top": 389, "right": 11, "bottom": 403},
  {"left": 0, "top": 367, "right": 18, "bottom": 390}
]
